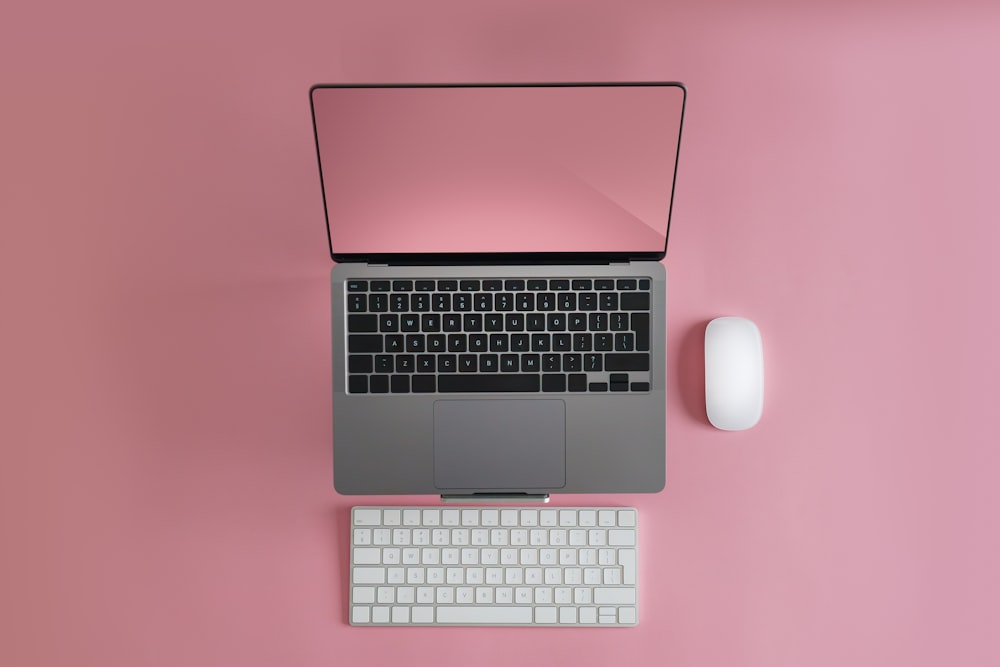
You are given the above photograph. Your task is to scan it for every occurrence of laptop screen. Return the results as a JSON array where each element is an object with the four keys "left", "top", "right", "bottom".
[{"left": 310, "top": 83, "right": 685, "bottom": 260}]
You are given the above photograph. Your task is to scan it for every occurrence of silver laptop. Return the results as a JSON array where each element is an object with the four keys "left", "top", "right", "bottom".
[{"left": 310, "top": 82, "right": 686, "bottom": 500}]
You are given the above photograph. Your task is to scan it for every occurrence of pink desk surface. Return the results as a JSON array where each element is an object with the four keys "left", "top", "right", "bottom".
[{"left": 2, "top": 1, "right": 998, "bottom": 666}]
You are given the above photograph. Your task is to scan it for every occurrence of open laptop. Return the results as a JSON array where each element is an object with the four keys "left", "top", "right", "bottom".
[{"left": 310, "top": 82, "right": 686, "bottom": 500}]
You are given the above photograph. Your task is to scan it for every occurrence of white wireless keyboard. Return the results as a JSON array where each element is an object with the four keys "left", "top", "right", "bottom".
[{"left": 350, "top": 506, "right": 638, "bottom": 626}]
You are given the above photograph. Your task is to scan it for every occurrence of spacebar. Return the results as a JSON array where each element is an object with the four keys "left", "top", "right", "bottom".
[
  {"left": 438, "top": 375, "right": 540, "bottom": 392},
  {"left": 436, "top": 607, "right": 534, "bottom": 624}
]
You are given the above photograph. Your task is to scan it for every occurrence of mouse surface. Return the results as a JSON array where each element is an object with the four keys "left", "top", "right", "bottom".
[{"left": 705, "top": 317, "right": 764, "bottom": 430}]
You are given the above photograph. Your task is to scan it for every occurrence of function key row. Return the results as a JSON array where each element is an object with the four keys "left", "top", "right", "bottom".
[
  {"left": 347, "top": 279, "right": 651, "bottom": 293},
  {"left": 348, "top": 291, "right": 650, "bottom": 314}
]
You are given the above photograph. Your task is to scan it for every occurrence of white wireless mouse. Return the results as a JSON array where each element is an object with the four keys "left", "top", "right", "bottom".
[{"left": 705, "top": 317, "right": 764, "bottom": 430}]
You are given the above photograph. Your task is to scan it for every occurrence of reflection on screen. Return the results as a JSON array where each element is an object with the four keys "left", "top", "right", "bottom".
[{"left": 311, "top": 84, "right": 684, "bottom": 256}]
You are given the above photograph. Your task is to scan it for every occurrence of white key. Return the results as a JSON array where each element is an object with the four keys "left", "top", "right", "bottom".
[
  {"left": 530, "top": 529, "right": 548, "bottom": 546},
  {"left": 412, "top": 529, "right": 429, "bottom": 546},
  {"left": 392, "top": 529, "right": 410, "bottom": 546},
  {"left": 574, "top": 587, "right": 591, "bottom": 604},
  {"left": 559, "top": 549, "right": 577, "bottom": 565},
  {"left": 618, "top": 510, "right": 636, "bottom": 527},
  {"left": 354, "top": 508, "right": 381, "bottom": 526},
  {"left": 471, "top": 529, "right": 489, "bottom": 545},
  {"left": 452, "top": 529, "right": 469, "bottom": 546},
  {"left": 550, "top": 530, "right": 567, "bottom": 546},
  {"left": 397, "top": 587, "right": 415, "bottom": 603},
  {"left": 412, "top": 606, "right": 434, "bottom": 623},
  {"left": 421, "top": 548, "right": 440, "bottom": 565},
  {"left": 352, "top": 607, "right": 370, "bottom": 624},
  {"left": 559, "top": 607, "right": 578, "bottom": 624},
  {"left": 565, "top": 568, "right": 582, "bottom": 585},
  {"left": 540, "top": 549, "right": 557, "bottom": 565},
  {"left": 462, "top": 509, "right": 480, "bottom": 526},
  {"left": 391, "top": 607, "right": 409, "bottom": 624},
  {"left": 442, "top": 509, "right": 460, "bottom": 526},
  {"left": 353, "top": 567, "right": 386, "bottom": 584},
  {"left": 579, "top": 510, "right": 597, "bottom": 526},
  {"left": 580, "top": 549, "right": 597, "bottom": 566},
  {"left": 387, "top": 567, "right": 405, "bottom": 584},
  {"left": 473, "top": 587, "right": 491, "bottom": 603},
  {"left": 353, "top": 548, "right": 381, "bottom": 565},
  {"left": 437, "top": 607, "right": 533, "bottom": 624},
  {"left": 432, "top": 529, "right": 450, "bottom": 546},
  {"left": 559, "top": 510, "right": 577, "bottom": 526},
  {"left": 417, "top": 587, "right": 434, "bottom": 603},
  {"left": 402, "top": 548, "right": 419, "bottom": 564},
  {"left": 372, "top": 606, "right": 390, "bottom": 623},
  {"left": 491, "top": 529, "right": 509, "bottom": 546},
  {"left": 535, "top": 587, "right": 552, "bottom": 604},
  {"left": 373, "top": 529, "right": 391, "bottom": 545},
  {"left": 422, "top": 509, "right": 440, "bottom": 526},
  {"left": 588, "top": 529, "right": 607, "bottom": 546},
  {"left": 535, "top": 607, "right": 557, "bottom": 623},
  {"left": 504, "top": 567, "right": 523, "bottom": 585},
  {"left": 520, "top": 509, "right": 538, "bottom": 526},
  {"left": 619, "top": 607, "right": 637, "bottom": 625},
  {"left": 555, "top": 587, "right": 572, "bottom": 604},
  {"left": 456, "top": 587, "right": 474, "bottom": 603},
  {"left": 442, "top": 548, "right": 459, "bottom": 564},
  {"left": 620, "top": 549, "right": 636, "bottom": 585},
  {"left": 496, "top": 587, "right": 513, "bottom": 604},
  {"left": 377, "top": 587, "right": 394, "bottom": 603},
  {"left": 603, "top": 568, "right": 621, "bottom": 585},
  {"left": 353, "top": 586, "right": 376, "bottom": 604},
  {"left": 353, "top": 529, "right": 372, "bottom": 545},
  {"left": 544, "top": 568, "right": 562, "bottom": 584},
  {"left": 608, "top": 530, "right": 636, "bottom": 546},
  {"left": 599, "top": 613, "right": 616, "bottom": 624},
  {"left": 569, "top": 530, "right": 587, "bottom": 546},
  {"left": 501, "top": 548, "right": 518, "bottom": 565},
  {"left": 584, "top": 568, "right": 602, "bottom": 584},
  {"left": 580, "top": 607, "right": 597, "bottom": 624},
  {"left": 407, "top": 568, "right": 425, "bottom": 584},
  {"left": 501, "top": 509, "right": 518, "bottom": 526},
  {"left": 539, "top": 509, "right": 558, "bottom": 526},
  {"left": 599, "top": 549, "right": 616, "bottom": 565},
  {"left": 515, "top": 587, "right": 532, "bottom": 604},
  {"left": 525, "top": 568, "right": 542, "bottom": 584},
  {"left": 383, "top": 509, "right": 401, "bottom": 526},
  {"left": 427, "top": 568, "right": 444, "bottom": 584},
  {"left": 521, "top": 548, "right": 538, "bottom": 565},
  {"left": 511, "top": 529, "right": 528, "bottom": 545},
  {"left": 462, "top": 548, "right": 479, "bottom": 565},
  {"left": 436, "top": 587, "right": 454, "bottom": 604},
  {"left": 481, "top": 549, "right": 499, "bottom": 565},
  {"left": 598, "top": 510, "right": 616, "bottom": 526},
  {"left": 481, "top": 509, "right": 499, "bottom": 526},
  {"left": 446, "top": 568, "right": 463, "bottom": 584},
  {"left": 467, "top": 568, "right": 484, "bottom": 584},
  {"left": 383, "top": 548, "right": 400, "bottom": 564},
  {"left": 594, "top": 588, "right": 636, "bottom": 605},
  {"left": 486, "top": 567, "right": 503, "bottom": 584},
  {"left": 402, "top": 509, "right": 420, "bottom": 525}
]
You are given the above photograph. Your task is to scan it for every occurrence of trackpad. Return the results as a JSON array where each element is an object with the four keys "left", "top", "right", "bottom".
[{"left": 433, "top": 400, "right": 566, "bottom": 490}]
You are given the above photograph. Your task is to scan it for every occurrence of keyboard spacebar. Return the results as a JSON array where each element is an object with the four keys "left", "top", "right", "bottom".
[
  {"left": 438, "top": 375, "right": 540, "bottom": 392},
  {"left": 436, "top": 607, "right": 534, "bottom": 624}
]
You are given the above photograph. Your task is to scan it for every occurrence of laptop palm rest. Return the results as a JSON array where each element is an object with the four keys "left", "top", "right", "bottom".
[{"left": 433, "top": 399, "right": 566, "bottom": 491}]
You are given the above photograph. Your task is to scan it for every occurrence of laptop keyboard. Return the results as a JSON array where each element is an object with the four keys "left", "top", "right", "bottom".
[{"left": 345, "top": 278, "right": 652, "bottom": 394}]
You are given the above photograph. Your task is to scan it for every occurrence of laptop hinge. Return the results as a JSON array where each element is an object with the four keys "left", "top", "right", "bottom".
[{"left": 440, "top": 493, "right": 550, "bottom": 504}]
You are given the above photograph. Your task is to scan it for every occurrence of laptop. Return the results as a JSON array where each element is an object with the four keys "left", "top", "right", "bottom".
[{"left": 310, "top": 82, "right": 686, "bottom": 500}]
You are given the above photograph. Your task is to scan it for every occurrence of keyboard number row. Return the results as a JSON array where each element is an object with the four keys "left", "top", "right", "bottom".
[{"left": 353, "top": 508, "right": 635, "bottom": 527}]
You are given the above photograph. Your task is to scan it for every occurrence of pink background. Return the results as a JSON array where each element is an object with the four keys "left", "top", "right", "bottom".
[{"left": 2, "top": 0, "right": 998, "bottom": 665}]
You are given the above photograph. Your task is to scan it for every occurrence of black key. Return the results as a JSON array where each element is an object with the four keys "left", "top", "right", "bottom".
[
  {"left": 452, "top": 293, "right": 472, "bottom": 311},
  {"left": 438, "top": 375, "right": 540, "bottom": 393},
  {"left": 511, "top": 334, "right": 529, "bottom": 352},
  {"left": 370, "top": 280, "right": 391, "bottom": 292},
  {"left": 631, "top": 382, "right": 650, "bottom": 392},
  {"left": 437, "top": 280, "right": 458, "bottom": 291},
  {"left": 368, "top": 293, "right": 388, "bottom": 312},
  {"left": 348, "top": 294, "right": 367, "bottom": 312},
  {"left": 521, "top": 354, "right": 540, "bottom": 372},
  {"left": 460, "top": 280, "right": 481, "bottom": 291},
  {"left": 489, "top": 334, "right": 509, "bottom": 352},
  {"left": 482, "top": 280, "right": 503, "bottom": 291},
  {"left": 537, "top": 293, "right": 555, "bottom": 311},
  {"left": 347, "top": 280, "right": 367, "bottom": 292},
  {"left": 571, "top": 279, "right": 592, "bottom": 290},
  {"left": 595, "top": 279, "right": 614, "bottom": 290},
  {"left": 422, "top": 314, "right": 441, "bottom": 332},
  {"left": 495, "top": 293, "right": 514, "bottom": 311},
  {"left": 443, "top": 314, "right": 461, "bottom": 332},
  {"left": 599, "top": 293, "right": 618, "bottom": 310},
  {"left": 370, "top": 375, "right": 389, "bottom": 393},
  {"left": 469, "top": 334, "right": 488, "bottom": 352},
  {"left": 550, "top": 279, "right": 569, "bottom": 290},
  {"left": 516, "top": 293, "right": 534, "bottom": 311},
  {"left": 385, "top": 335, "right": 404, "bottom": 352},
  {"left": 415, "top": 280, "right": 435, "bottom": 292},
  {"left": 531, "top": 334, "right": 551, "bottom": 352},
  {"left": 639, "top": 279, "right": 650, "bottom": 290},
  {"left": 395, "top": 355, "right": 414, "bottom": 373},
  {"left": 427, "top": 334, "right": 446, "bottom": 352},
  {"left": 614, "top": 332, "right": 635, "bottom": 351},
  {"left": 459, "top": 355, "right": 477, "bottom": 372},
  {"left": 500, "top": 354, "right": 519, "bottom": 372},
  {"left": 589, "top": 382, "right": 608, "bottom": 392},
  {"left": 610, "top": 374, "right": 629, "bottom": 384},
  {"left": 348, "top": 335, "right": 382, "bottom": 353},
  {"left": 610, "top": 382, "right": 629, "bottom": 392},
  {"left": 349, "top": 355, "right": 374, "bottom": 373},
  {"left": 543, "top": 354, "right": 561, "bottom": 372},
  {"left": 448, "top": 334, "right": 467, "bottom": 352},
  {"left": 417, "top": 355, "right": 436, "bottom": 373},
  {"left": 475, "top": 293, "right": 493, "bottom": 311},
  {"left": 390, "top": 375, "right": 410, "bottom": 393},
  {"left": 392, "top": 280, "right": 413, "bottom": 291},
  {"left": 433, "top": 293, "right": 451, "bottom": 311},
  {"left": 438, "top": 355, "right": 456, "bottom": 372},
  {"left": 505, "top": 314, "right": 524, "bottom": 331},
  {"left": 375, "top": 355, "right": 393, "bottom": 373},
  {"left": 348, "top": 314, "right": 378, "bottom": 332},
  {"left": 558, "top": 293, "right": 576, "bottom": 311},
  {"left": 504, "top": 279, "right": 525, "bottom": 291},
  {"left": 527, "top": 280, "right": 547, "bottom": 291},
  {"left": 400, "top": 315, "right": 420, "bottom": 332},
  {"left": 527, "top": 314, "right": 545, "bottom": 331},
  {"left": 573, "top": 334, "right": 592, "bottom": 351},
  {"left": 594, "top": 333, "right": 613, "bottom": 351},
  {"left": 605, "top": 353, "right": 649, "bottom": 371},
  {"left": 621, "top": 293, "right": 650, "bottom": 311},
  {"left": 563, "top": 354, "right": 582, "bottom": 372},
  {"left": 406, "top": 334, "right": 425, "bottom": 352},
  {"left": 542, "top": 374, "right": 566, "bottom": 392},
  {"left": 463, "top": 314, "right": 483, "bottom": 332},
  {"left": 631, "top": 313, "right": 650, "bottom": 352},
  {"left": 611, "top": 313, "right": 629, "bottom": 331},
  {"left": 617, "top": 279, "right": 637, "bottom": 290},
  {"left": 568, "top": 373, "right": 587, "bottom": 392},
  {"left": 379, "top": 314, "right": 399, "bottom": 332},
  {"left": 479, "top": 354, "right": 499, "bottom": 372},
  {"left": 546, "top": 314, "right": 566, "bottom": 331},
  {"left": 412, "top": 375, "right": 436, "bottom": 393},
  {"left": 390, "top": 294, "right": 409, "bottom": 312},
  {"left": 411, "top": 293, "right": 431, "bottom": 312},
  {"left": 588, "top": 313, "right": 607, "bottom": 331},
  {"left": 584, "top": 354, "right": 602, "bottom": 372},
  {"left": 348, "top": 375, "right": 368, "bottom": 393},
  {"left": 568, "top": 314, "right": 587, "bottom": 331},
  {"left": 552, "top": 334, "right": 571, "bottom": 352},
  {"left": 579, "top": 293, "right": 597, "bottom": 311}
]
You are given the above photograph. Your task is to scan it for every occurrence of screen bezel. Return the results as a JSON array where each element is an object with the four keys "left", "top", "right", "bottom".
[{"left": 309, "top": 82, "right": 687, "bottom": 265}]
